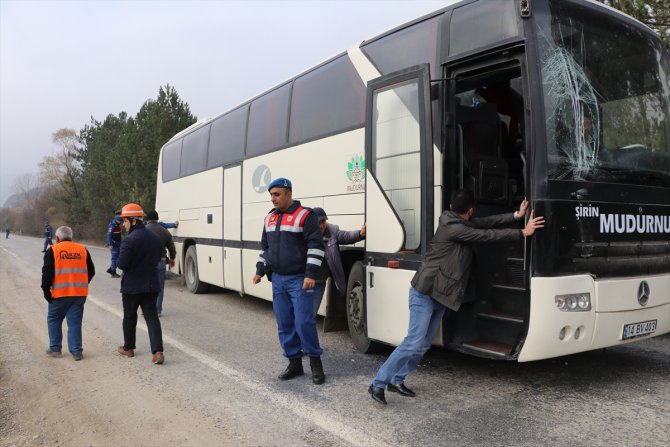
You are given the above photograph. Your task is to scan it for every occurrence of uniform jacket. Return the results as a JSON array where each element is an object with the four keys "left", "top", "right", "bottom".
[
  {"left": 44, "top": 225, "right": 53, "bottom": 239},
  {"left": 320, "top": 223, "right": 364, "bottom": 296},
  {"left": 117, "top": 221, "right": 162, "bottom": 294},
  {"left": 255, "top": 200, "right": 325, "bottom": 279},
  {"left": 145, "top": 220, "right": 176, "bottom": 261},
  {"left": 107, "top": 218, "right": 122, "bottom": 247},
  {"left": 41, "top": 241, "right": 95, "bottom": 302},
  {"left": 107, "top": 217, "right": 121, "bottom": 248},
  {"left": 411, "top": 210, "right": 522, "bottom": 311}
]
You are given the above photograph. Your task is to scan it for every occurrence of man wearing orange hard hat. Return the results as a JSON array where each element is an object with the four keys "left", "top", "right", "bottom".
[{"left": 116, "top": 203, "right": 165, "bottom": 365}]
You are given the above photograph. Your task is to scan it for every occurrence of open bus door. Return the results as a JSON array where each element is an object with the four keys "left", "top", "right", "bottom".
[
  {"left": 346, "top": 64, "right": 434, "bottom": 352},
  {"left": 443, "top": 56, "right": 531, "bottom": 359}
]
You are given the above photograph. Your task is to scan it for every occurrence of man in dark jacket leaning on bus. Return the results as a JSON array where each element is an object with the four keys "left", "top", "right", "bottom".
[
  {"left": 368, "top": 189, "right": 545, "bottom": 405},
  {"left": 310, "top": 207, "right": 365, "bottom": 317},
  {"left": 145, "top": 210, "right": 176, "bottom": 316}
]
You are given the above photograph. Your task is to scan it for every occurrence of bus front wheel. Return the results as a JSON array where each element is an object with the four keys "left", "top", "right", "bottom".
[
  {"left": 346, "top": 261, "right": 380, "bottom": 353},
  {"left": 184, "top": 245, "right": 208, "bottom": 294}
]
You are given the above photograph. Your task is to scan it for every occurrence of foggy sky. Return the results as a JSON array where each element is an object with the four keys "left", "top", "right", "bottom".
[{"left": 0, "top": 0, "right": 453, "bottom": 206}]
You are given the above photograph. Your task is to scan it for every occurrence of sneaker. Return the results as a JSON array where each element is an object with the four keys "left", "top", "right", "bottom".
[
  {"left": 45, "top": 349, "right": 62, "bottom": 357},
  {"left": 73, "top": 352, "right": 83, "bottom": 361},
  {"left": 117, "top": 346, "right": 134, "bottom": 358},
  {"left": 111, "top": 273, "right": 120, "bottom": 278},
  {"left": 106, "top": 267, "right": 113, "bottom": 275},
  {"left": 152, "top": 352, "right": 164, "bottom": 365}
]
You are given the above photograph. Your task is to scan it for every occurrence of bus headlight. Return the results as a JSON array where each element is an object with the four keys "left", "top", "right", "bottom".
[
  {"left": 556, "top": 293, "right": 591, "bottom": 312},
  {"left": 577, "top": 294, "right": 591, "bottom": 310}
]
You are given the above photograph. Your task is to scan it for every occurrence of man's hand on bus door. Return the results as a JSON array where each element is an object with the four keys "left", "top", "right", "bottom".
[
  {"left": 522, "top": 210, "right": 545, "bottom": 237},
  {"left": 252, "top": 274, "right": 262, "bottom": 285},
  {"left": 515, "top": 198, "right": 529, "bottom": 220}
]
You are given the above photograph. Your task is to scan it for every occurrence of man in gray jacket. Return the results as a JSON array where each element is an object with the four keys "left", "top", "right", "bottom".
[
  {"left": 311, "top": 207, "right": 365, "bottom": 317},
  {"left": 368, "top": 189, "right": 545, "bottom": 405},
  {"left": 145, "top": 210, "right": 176, "bottom": 316}
]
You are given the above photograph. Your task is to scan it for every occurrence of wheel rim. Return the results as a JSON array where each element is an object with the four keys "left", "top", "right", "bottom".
[
  {"left": 186, "top": 256, "right": 195, "bottom": 286},
  {"left": 348, "top": 281, "right": 364, "bottom": 330}
]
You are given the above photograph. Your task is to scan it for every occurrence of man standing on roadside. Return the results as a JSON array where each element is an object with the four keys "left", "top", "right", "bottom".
[
  {"left": 42, "top": 221, "right": 53, "bottom": 252},
  {"left": 42, "top": 226, "right": 95, "bottom": 361},
  {"left": 252, "top": 178, "right": 327, "bottom": 384},
  {"left": 106, "top": 210, "right": 123, "bottom": 278},
  {"left": 145, "top": 210, "right": 176, "bottom": 316},
  {"left": 116, "top": 203, "right": 165, "bottom": 365}
]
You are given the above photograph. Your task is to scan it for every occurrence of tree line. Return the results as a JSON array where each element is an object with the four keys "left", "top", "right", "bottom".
[
  {"left": 2, "top": 85, "right": 196, "bottom": 242},
  {"left": 600, "top": 0, "right": 669, "bottom": 48}
]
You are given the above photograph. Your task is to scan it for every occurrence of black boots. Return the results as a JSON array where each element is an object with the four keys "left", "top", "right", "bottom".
[
  {"left": 309, "top": 356, "right": 325, "bottom": 385},
  {"left": 278, "top": 357, "right": 325, "bottom": 384},
  {"left": 278, "top": 357, "right": 304, "bottom": 380}
]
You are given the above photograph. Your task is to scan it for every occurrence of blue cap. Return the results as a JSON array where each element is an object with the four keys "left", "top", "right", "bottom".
[{"left": 267, "top": 177, "right": 292, "bottom": 191}]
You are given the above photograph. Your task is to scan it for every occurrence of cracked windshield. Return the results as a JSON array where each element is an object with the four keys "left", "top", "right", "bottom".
[{"left": 538, "top": 3, "right": 670, "bottom": 187}]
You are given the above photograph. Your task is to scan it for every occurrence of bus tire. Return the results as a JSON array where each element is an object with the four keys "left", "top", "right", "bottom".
[
  {"left": 346, "top": 261, "right": 381, "bottom": 353},
  {"left": 184, "top": 245, "right": 208, "bottom": 294}
]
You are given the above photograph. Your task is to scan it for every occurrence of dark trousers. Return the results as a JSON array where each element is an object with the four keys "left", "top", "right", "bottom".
[{"left": 122, "top": 292, "right": 163, "bottom": 353}]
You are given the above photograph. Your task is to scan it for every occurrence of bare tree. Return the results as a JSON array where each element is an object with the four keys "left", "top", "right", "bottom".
[
  {"left": 12, "top": 173, "right": 40, "bottom": 205},
  {"left": 39, "top": 128, "right": 82, "bottom": 198}
]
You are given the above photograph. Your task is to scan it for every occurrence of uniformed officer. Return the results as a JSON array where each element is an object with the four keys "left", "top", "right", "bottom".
[
  {"left": 106, "top": 210, "right": 122, "bottom": 278},
  {"left": 252, "top": 178, "right": 327, "bottom": 384}
]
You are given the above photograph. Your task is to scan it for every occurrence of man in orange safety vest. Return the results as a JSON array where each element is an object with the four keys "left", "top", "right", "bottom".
[{"left": 41, "top": 226, "right": 95, "bottom": 360}]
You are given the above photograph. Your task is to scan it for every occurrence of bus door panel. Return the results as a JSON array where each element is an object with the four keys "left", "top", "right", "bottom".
[
  {"left": 364, "top": 64, "right": 434, "bottom": 344},
  {"left": 223, "top": 165, "right": 243, "bottom": 293},
  {"left": 444, "top": 59, "right": 530, "bottom": 356}
]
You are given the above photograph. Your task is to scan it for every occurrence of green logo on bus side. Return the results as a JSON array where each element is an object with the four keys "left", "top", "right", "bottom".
[{"left": 346, "top": 154, "right": 365, "bottom": 192}]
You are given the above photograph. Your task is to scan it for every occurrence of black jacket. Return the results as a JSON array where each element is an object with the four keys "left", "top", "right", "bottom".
[
  {"left": 256, "top": 201, "right": 324, "bottom": 279},
  {"left": 145, "top": 221, "right": 176, "bottom": 261},
  {"left": 118, "top": 222, "right": 162, "bottom": 294},
  {"left": 411, "top": 210, "right": 522, "bottom": 311},
  {"left": 319, "top": 223, "right": 364, "bottom": 296}
]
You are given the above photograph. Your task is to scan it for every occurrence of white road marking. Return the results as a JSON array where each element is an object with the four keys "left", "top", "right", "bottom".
[
  {"left": 1, "top": 247, "right": 19, "bottom": 258},
  {"left": 87, "top": 294, "right": 387, "bottom": 447}
]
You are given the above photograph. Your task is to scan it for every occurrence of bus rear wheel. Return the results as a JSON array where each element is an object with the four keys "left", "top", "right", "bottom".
[
  {"left": 346, "top": 261, "right": 380, "bottom": 353},
  {"left": 184, "top": 245, "right": 208, "bottom": 294}
]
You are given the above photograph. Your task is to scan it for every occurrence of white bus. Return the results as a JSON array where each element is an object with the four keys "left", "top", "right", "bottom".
[{"left": 155, "top": 0, "right": 670, "bottom": 361}]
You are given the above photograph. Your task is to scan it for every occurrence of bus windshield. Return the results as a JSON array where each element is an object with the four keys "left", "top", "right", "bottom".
[{"left": 537, "top": 2, "right": 670, "bottom": 187}]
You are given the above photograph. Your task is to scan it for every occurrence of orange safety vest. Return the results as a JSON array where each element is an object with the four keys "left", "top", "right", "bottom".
[{"left": 51, "top": 241, "right": 89, "bottom": 299}]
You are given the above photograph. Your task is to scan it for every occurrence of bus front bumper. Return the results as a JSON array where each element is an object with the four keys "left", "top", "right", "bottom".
[{"left": 518, "top": 274, "right": 670, "bottom": 362}]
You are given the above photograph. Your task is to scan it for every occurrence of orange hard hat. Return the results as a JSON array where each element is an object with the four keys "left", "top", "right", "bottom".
[{"left": 120, "top": 203, "right": 144, "bottom": 218}]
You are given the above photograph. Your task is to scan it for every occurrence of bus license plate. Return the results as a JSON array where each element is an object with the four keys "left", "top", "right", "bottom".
[{"left": 622, "top": 320, "right": 657, "bottom": 340}]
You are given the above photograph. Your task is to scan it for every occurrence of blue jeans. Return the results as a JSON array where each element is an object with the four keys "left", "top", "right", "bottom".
[
  {"left": 312, "top": 282, "right": 326, "bottom": 318},
  {"left": 110, "top": 245, "right": 120, "bottom": 271},
  {"left": 155, "top": 259, "right": 166, "bottom": 313},
  {"left": 47, "top": 296, "right": 86, "bottom": 355},
  {"left": 271, "top": 273, "right": 323, "bottom": 358},
  {"left": 43, "top": 237, "right": 53, "bottom": 251},
  {"left": 372, "top": 287, "right": 446, "bottom": 388}
]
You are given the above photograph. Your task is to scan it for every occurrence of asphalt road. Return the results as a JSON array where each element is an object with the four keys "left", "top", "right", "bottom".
[{"left": 1, "top": 234, "right": 669, "bottom": 447}]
